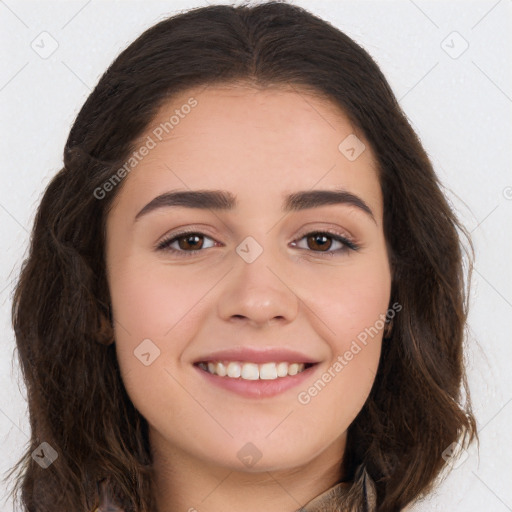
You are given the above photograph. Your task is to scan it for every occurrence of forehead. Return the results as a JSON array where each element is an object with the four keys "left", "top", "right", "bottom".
[{"left": 112, "top": 83, "right": 382, "bottom": 217}]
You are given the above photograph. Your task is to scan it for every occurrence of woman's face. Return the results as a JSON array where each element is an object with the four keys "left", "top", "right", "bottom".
[{"left": 105, "top": 84, "right": 391, "bottom": 475}]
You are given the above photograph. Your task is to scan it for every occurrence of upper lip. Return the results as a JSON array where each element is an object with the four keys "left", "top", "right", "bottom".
[{"left": 193, "top": 347, "right": 321, "bottom": 364}]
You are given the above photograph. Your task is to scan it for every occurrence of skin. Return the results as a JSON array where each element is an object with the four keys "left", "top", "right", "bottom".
[{"left": 105, "top": 83, "right": 392, "bottom": 512}]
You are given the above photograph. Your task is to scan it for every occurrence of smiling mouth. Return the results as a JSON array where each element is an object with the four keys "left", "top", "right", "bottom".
[{"left": 195, "top": 360, "right": 317, "bottom": 380}]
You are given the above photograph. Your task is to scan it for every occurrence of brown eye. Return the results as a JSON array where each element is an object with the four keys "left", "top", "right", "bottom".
[
  {"left": 157, "top": 232, "right": 216, "bottom": 255},
  {"left": 176, "top": 234, "right": 204, "bottom": 251},
  {"left": 306, "top": 233, "right": 333, "bottom": 252},
  {"left": 291, "top": 231, "right": 359, "bottom": 255}
]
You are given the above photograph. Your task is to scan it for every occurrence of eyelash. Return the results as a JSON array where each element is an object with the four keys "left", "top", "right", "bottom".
[{"left": 156, "top": 229, "right": 360, "bottom": 257}]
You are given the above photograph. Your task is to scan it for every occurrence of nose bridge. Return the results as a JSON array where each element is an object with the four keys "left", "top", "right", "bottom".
[{"left": 217, "top": 233, "right": 299, "bottom": 326}]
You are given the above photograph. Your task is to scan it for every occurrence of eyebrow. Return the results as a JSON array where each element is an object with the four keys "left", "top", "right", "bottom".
[{"left": 134, "top": 188, "right": 376, "bottom": 223}]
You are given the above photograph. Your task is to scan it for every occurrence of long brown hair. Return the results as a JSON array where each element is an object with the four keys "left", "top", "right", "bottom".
[{"left": 6, "top": 2, "right": 477, "bottom": 511}]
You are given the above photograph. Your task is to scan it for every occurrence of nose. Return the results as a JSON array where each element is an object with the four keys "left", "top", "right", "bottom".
[{"left": 217, "top": 243, "right": 299, "bottom": 328}]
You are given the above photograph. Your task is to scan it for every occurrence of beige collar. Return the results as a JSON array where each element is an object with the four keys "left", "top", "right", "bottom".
[{"left": 296, "top": 464, "right": 377, "bottom": 512}]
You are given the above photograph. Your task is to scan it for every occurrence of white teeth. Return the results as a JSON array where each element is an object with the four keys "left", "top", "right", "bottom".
[
  {"left": 199, "top": 361, "right": 309, "bottom": 380},
  {"left": 241, "top": 362, "right": 259, "bottom": 380},
  {"left": 288, "top": 363, "right": 300, "bottom": 376},
  {"left": 276, "top": 362, "right": 289, "bottom": 377},
  {"left": 226, "top": 362, "right": 241, "bottom": 378},
  {"left": 260, "top": 362, "right": 277, "bottom": 380},
  {"left": 216, "top": 361, "right": 227, "bottom": 377}
]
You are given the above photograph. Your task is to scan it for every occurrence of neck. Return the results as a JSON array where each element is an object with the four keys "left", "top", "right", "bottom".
[{"left": 150, "top": 431, "right": 347, "bottom": 512}]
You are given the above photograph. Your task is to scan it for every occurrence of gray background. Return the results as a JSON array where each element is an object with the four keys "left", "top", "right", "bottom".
[{"left": 1, "top": 1, "right": 511, "bottom": 510}]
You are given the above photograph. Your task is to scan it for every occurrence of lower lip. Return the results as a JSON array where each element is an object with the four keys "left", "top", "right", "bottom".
[{"left": 193, "top": 363, "right": 319, "bottom": 398}]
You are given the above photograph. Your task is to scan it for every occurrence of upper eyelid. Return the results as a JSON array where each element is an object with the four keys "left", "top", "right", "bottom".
[{"left": 159, "top": 221, "right": 356, "bottom": 243}]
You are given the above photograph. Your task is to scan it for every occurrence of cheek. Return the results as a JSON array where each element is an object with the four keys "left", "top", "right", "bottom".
[
  {"left": 304, "top": 254, "right": 391, "bottom": 343},
  {"left": 107, "top": 258, "right": 209, "bottom": 394},
  {"left": 296, "top": 255, "right": 391, "bottom": 409},
  {"left": 109, "top": 255, "right": 209, "bottom": 337}
]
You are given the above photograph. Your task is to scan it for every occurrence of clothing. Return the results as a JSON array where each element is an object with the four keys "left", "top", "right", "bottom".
[
  {"left": 92, "top": 463, "right": 377, "bottom": 512},
  {"left": 296, "top": 463, "right": 377, "bottom": 512}
]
